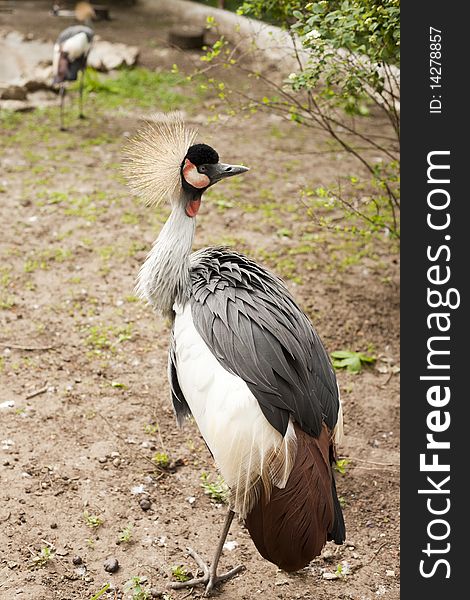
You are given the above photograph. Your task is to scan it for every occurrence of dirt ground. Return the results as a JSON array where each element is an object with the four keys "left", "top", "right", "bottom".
[{"left": 0, "top": 2, "right": 400, "bottom": 600}]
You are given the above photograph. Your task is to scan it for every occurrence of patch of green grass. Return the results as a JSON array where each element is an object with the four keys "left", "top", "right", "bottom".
[
  {"left": 0, "top": 267, "right": 11, "bottom": 289},
  {"left": 23, "top": 149, "right": 41, "bottom": 163},
  {"left": 211, "top": 193, "right": 236, "bottom": 212},
  {"left": 63, "top": 194, "right": 106, "bottom": 222},
  {"left": 126, "top": 241, "right": 146, "bottom": 258},
  {"left": 0, "top": 110, "right": 24, "bottom": 133},
  {"left": 171, "top": 565, "right": 191, "bottom": 582},
  {"left": 144, "top": 422, "right": 159, "bottom": 434},
  {"left": 333, "top": 459, "right": 351, "bottom": 475},
  {"left": 97, "top": 245, "right": 116, "bottom": 261},
  {"left": 121, "top": 211, "right": 141, "bottom": 225},
  {"left": 45, "top": 191, "right": 70, "bottom": 205},
  {"left": 1, "top": 108, "right": 56, "bottom": 146},
  {"left": 276, "top": 228, "right": 292, "bottom": 238},
  {"left": 269, "top": 124, "right": 285, "bottom": 139},
  {"left": 84, "top": 325, "right": 113, "bottom": 351},
  {"left": 83, "top": 511, "right": 103, "bottom": 529},
  {"left": 117, "top": 524, "right": 133, "bottom": 544},
  {"left": 123, "top": 576, "right": 151, "bottom": 600},
  {"left": 31, "top": 546, "right": 55, "bottom": 567},
  {"left": 200, "top": 471, "right": 228, "bottom": 504},
  {"left": 79, "top": 132, "right": 114, "bottom": 148},
  {"left": 335, "top": 562, "right": 351, "bottom": 578},
  {"left": 272, "top": 256, "right": 302, "bottom": 284},
  {"left": 152, "top": 452, "right": 170, "bottom": 469},
  {"left": 23, "top": 247, "right": 73, "bottom": 273},
  {"left": 78, "top": 67, "right": 195, "bottom": 111},
  {"left": 110, "top": 381, "right": 128, "bottom": 389},
  {"left": 83, "top": 323, "right": 133, "bottom": 355}
]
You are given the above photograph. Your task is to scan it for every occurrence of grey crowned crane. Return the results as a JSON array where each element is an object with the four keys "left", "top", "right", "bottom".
[
  {"left": 52, "top": 2, "right": 95, "bottom": 130},
  {"left": 124, "top": 113, "right": 346, "bottom": 596}
]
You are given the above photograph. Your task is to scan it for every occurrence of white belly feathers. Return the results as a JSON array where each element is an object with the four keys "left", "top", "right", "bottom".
[{"left": 173, "top": 302, "right": 297, "bottom": 518}]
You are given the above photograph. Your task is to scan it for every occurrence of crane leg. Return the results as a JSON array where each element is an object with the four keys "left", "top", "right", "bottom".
[
  {"left": 78, "top": 69, "right": 85, "bottom": 119},
  {"left": 59, "top": 84, "right": 66, "bottom": 131},
  {"left": 168, "top": 509, "right": 244, "bottom": 597}
]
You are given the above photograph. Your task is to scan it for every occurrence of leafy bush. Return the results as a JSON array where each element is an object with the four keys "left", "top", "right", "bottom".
[{"left": 198, "top": 0, "right": 400, "bottom": 241}]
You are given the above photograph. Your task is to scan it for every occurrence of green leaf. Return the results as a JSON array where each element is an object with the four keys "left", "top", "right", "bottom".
[{"left": 331, "top": 350, "right": 376, "bottom": 373}]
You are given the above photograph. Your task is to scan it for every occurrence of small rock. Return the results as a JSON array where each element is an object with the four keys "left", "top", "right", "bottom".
[
  {"left": 139, "top": 497, "right": 152, "bottom": 511},
  {"left": 98, "top": 456, "right": 107, "bottom": 464},
  {"left": 0, "top": 400, "right": 15, "bottom": 409},
  {"left": 223, "top": 540, "right": 238, "bottom": 551},
  {"left": 50, "top": 522, "right": 58, "bottom": 529},
  {"left": 0, "top": 85, "right": 27, "bottom": 101},
  {"left": 103, "top": 557, "right": 119, "bottom": 573},
  {"left": 386, "top": 570, "right": 395, "bottom": 577},
  {"left": 375, "top": 584, "right": 387, "bottom": 596},
  {"left": 88, "top": 41, "right": 139, "bottom": 71},
  {"left": 322, "top": 572, "right": 338, "bottom": 580},
  {"left": 112, "top": 458, "right": 121, "bottom": 468},
  {"left": 72, "top": 556, "right": 83, "bottom": 566}
]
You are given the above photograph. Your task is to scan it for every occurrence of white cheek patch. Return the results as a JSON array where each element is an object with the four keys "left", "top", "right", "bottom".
[{"left": 183, "top": 159, "right": 210, "bottom": 189}]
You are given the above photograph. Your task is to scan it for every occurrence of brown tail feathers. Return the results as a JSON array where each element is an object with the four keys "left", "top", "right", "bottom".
[{"left": 244, "top": 423, "right": 345, "bottom": 572}]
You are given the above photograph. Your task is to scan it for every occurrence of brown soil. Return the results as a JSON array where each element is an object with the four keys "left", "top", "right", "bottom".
[{"left": 0, "top": 3, "right": 399, "bottom": 600}]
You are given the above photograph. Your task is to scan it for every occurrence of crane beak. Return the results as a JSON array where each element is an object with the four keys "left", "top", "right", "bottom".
[{"left": 206, "top": 162, "right": 249, "bottom": 185}]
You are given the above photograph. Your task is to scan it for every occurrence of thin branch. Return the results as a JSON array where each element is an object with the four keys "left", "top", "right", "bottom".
[
  {"left": 25, "top": 386, "right": 48, "bottom": 400},
  {"left": 0, "top": 343, "right": 55, "bottom": 351},
  {"left": 341, "top": 456, "right": 399, "bottom": 467}
]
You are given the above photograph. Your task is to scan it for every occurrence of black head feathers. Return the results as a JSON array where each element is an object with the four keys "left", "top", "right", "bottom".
[{"left": 185, "top": 144, "right": 219, "bottom": 166}]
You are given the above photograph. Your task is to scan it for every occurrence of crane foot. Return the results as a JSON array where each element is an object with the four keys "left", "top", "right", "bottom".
[{"left": 168, "top": 547, "right": 245, "bottom": 597}]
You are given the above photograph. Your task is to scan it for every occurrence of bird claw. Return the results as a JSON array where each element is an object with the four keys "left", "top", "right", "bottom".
[{"left": 168, "top": 547, "right": 245, "bottom": 597}]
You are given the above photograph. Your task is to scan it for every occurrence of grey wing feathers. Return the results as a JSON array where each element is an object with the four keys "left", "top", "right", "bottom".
[
  {"left": 168, "top": 331, "right": 192, "bottom": 426},
  {"left": 189, "top": 248, "right": 340, "bottom": 438},
  {"left": 56, "top": 25, "right": 94, "bottom": 44}
]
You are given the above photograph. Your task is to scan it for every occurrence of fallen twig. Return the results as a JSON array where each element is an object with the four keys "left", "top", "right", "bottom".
[
  {"left": 378, "top": 371, "right": 397, "bottom": 389},
  {"left": 25, "top": 386, "right": 48, "bottom": 400},
  {"left": 0, "top": 343, "right": 55, "bottom": 351},
  {"left": 340, "top": 456, "right": 399, "bottom": 467}
]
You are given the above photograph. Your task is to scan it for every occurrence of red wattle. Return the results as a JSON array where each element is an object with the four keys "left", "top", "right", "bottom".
[{"left": 186, "top": 198, "right": 201, "bottom": 217}]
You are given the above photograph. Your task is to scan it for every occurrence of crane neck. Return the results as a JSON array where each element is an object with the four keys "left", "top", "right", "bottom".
[{"left": 136, "top": 197, "right": 196, "bottom": 317}]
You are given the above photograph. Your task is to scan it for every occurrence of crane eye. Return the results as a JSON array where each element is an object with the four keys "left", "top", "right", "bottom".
[{"left": 198, "top": 165, "right": 207, "bottom": 173}]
